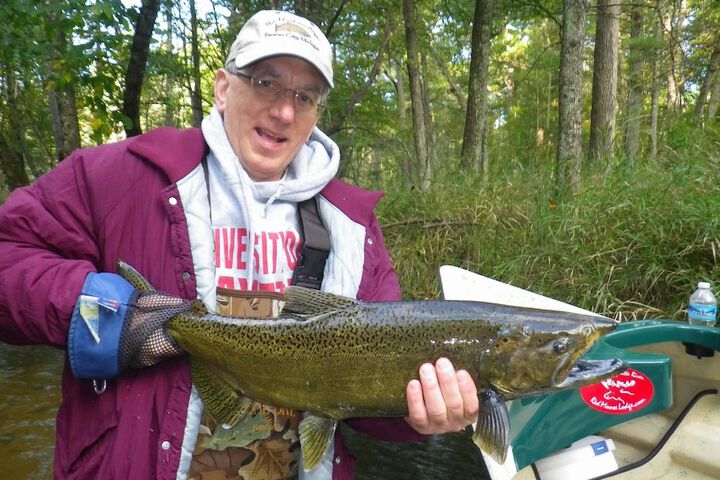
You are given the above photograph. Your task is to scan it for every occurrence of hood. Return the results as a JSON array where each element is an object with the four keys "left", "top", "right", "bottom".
[{"left": 202, "top": 107, "right": 340, "bottom": 206}]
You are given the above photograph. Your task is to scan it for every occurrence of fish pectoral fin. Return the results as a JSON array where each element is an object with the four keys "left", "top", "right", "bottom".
[
  {"left": 283, "top": 286, "right": 358, "bottom": 316},
  {"left": 190, "top": 299, "right": 209, "bottom": 315},
  {"left": 192, "top": 361, "right": 253, "bottom": 427},
  {"left": 299, "top": 414, "right": 337, "bottom": 471},
  {"left": 472, "top": 389, "right": 510, "bottom": 464}
]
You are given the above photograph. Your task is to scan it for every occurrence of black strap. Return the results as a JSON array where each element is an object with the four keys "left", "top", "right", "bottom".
[{"left": 292, "top": 197, "right": 331, "bottom": 290}]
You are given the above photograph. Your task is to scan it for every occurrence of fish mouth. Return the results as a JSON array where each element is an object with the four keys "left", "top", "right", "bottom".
[
  {"left": 555, "top": 358, "right": 628, "bottom": 390},
  {"left": 550, "top": 316, "right": 622, "bottom": 388}
]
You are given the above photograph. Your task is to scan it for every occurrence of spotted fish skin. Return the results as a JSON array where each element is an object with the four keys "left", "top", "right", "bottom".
[
  {"left": 167, "top": 293, "right": 618, "bottom": 417},
  {"left": 116, "top": 260, "right": 625, "bottom": 468}
]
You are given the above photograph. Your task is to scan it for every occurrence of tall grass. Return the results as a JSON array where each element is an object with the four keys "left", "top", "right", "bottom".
[{"left": 378, "top": 122, "right": 720, "bottom": 321}]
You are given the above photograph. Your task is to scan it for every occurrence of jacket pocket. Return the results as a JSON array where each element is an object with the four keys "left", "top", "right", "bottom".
[{"left": 66, "top": 410, "right": 119, "bottom": 477}]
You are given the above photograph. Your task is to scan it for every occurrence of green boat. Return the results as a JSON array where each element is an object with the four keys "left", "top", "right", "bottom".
[{"left": 440, "top": 266, "right": 719, "bottom": 480}]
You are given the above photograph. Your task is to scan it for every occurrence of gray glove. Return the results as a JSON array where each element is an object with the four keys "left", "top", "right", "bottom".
[{"left": 119, "top": 291, "right": 192, "bottom": 369}]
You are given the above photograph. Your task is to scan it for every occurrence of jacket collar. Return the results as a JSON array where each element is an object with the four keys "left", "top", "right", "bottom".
[
  {"left": 127, "top": 127, "right": 207, "bottom": 182},
  {"left": 320, "top": 178, "right": 384, "bottom": 226}
]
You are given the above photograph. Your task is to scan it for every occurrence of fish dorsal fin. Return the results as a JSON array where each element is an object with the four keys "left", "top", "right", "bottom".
[
  {"left": 116, "top": 260, "right": 155, "bottom": 292},
  {"left": 283, "top": 286, "right": 357, "bottom": 316},
  {"left": 192, "top": 361, "right": 253, "bottom": 427},
  {"left": 473, "top": 389, "right": 510, "bottom": 464},
  {"left": 299, "top": 414, "right": 337, "bottom": 471}
]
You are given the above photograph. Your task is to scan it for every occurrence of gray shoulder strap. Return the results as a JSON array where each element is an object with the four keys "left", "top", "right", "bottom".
[{"left": 292, "top": 197, "right": 331, "bottom": 290}]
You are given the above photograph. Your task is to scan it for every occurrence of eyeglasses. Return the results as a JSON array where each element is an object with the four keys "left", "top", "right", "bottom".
[{"left": 230, "top": 70, "right": 326, "bottom": 114}]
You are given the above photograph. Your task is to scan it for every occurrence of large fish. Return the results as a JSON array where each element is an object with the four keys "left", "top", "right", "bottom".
[{"left": 118, "top": 261, "right": 626, "bottom": 470}]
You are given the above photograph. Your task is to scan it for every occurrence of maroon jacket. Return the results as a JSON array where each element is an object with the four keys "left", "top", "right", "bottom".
[{"left": 0, "top": 127, "right": 420, "bottom": 479}]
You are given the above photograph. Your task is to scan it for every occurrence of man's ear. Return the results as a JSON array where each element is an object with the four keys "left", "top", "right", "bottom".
[{"left": 214, "top": 69, "right": 230, "bottom": 114}]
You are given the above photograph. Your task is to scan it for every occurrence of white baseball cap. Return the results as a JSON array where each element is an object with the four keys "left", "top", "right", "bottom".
[{"left": 226, "top": 10, "right": 334, "bottom": 89}]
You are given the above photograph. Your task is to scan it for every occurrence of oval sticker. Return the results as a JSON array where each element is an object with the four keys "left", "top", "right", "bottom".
[{"left": 580, "top": 368, "right": 654, "bottom": 415}]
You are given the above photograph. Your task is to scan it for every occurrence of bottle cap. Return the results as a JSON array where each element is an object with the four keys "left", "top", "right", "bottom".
[{"left": 698, "top": 281, "right": 711, "bottom": 289}]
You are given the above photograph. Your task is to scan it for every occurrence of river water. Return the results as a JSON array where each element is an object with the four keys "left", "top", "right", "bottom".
[
  {"left": 0, "top": 343, "right": 63, "bottom": 479},
  {"left": 0, "top": 343, "right": 490, "bottom": 479}
]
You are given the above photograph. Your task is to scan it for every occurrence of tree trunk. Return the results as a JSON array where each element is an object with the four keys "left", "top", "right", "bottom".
[
  {"left": 588, "top": 0, "right": 619, "bottom": 164},
  {"left": 556, "top": 0, "right": 589, "bottom": 195},
  {"left": 0, "top": 134, "right": 29, "bottom": 192},
  {"left": 402, "top": 0, "right": 432, "bottom": 190},
  {"left": 163, "top": 2, "right": 176, "bottom": 127},
  {"left": 707, "top": 73, "right": 720, "bottom": 121},
  {"left": 663, "top": 0, "right": 685, "bottom": 112},
  {"left": 0, "top": 65, "right": 30, "bottom": 190},
  {"left": 623, "top": 6, "right": 644, "bottom": 162},
  {"left": 649, "top": 2, "right": 662, "bottom": 159},
  {"left": 47, "top": 26, "right": 80, "bottom": 161},
  {"left": 122, "top": 0, "right": 161, "bottom": 137},
  {"left": 420, "top": 50, "right": 435, "bottom": 177},
  {"left": 546, "top": 71, "right": 552, "bottom": 139},
  {"left": 47, "top": 86, "right": 80, "bottom": 162},
  {"left": 481, "top": 112, "right": 490, "bottom": 177},
  {"left": 189, "top": 0, "right": 203, "bottom": 127},
  {"left": 460, "top": 0, "right": 493, "bottom": 174},
  {"left": 693, "top": 37, "right": 720, "bottom": 122},
  {"left": 396, "top": 59, "right": 407, "bottom": 119}
]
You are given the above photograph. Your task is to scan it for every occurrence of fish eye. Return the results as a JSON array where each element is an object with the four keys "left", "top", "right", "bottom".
[{"left": 553, "top": 338, "right": 569, "bottom": 354}]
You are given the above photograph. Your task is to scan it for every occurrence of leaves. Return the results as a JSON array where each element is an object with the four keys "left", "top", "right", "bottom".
[
  {"left": 236, "top": 434, "right": 299, "bottom": 480},
  {"left": 190, "top": 405, "right": 301, "bottom": 480},
  {"left": 200, "top": 410, "right": 272, "bottom": 451},
  {"left": 2, "top": 0, "right": 720, "bottom": 191}
]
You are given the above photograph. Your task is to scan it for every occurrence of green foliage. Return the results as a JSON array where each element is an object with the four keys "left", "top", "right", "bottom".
[{"left": 379, "top": 122, "right": 720, "bottom": 322}]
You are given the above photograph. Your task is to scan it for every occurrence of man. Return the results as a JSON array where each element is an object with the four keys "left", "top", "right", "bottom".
[{"left": 0, "top": 10, "right": 478, "bottom": 479}]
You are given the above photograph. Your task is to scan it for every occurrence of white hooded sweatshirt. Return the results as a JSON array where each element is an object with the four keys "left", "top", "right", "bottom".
[{"left": 201, "top": 106, "right": 339, "bottom": 293}]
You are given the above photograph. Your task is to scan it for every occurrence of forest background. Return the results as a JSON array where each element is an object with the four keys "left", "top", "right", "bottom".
[{"left": 1, "top": 0, "right": 719, "bottom": 321}]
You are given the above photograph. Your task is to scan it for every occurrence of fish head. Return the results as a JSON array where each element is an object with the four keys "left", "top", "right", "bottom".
[{"left": 490, "top": 312, "right": 624, "bottom": 397}]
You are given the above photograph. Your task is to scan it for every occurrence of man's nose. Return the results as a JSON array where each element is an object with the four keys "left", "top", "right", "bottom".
[{"left": 269, "top": 92, "right": 296, "bottom": 122}]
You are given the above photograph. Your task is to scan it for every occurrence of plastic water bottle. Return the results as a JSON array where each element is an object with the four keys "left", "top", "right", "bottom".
[{"left": 688, "top": 281, "right": 717, "bottom": 327}]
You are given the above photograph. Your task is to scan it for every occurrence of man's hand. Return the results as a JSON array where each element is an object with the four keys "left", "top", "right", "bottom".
[
  {"left": 404, "top": 357, "right": 479, "bottom": 435},
  {"left": 120, "top": 291, "right": 189, "bottom": 369}
]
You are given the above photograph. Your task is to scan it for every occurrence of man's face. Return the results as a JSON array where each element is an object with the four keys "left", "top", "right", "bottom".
[{"left": 214, "top": 56, "right": 325, "bottom": 181}]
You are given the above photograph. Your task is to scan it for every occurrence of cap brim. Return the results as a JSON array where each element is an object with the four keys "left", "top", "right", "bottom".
[{"left": 234, "top": 41, "right": 334, "bottom": 89}]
